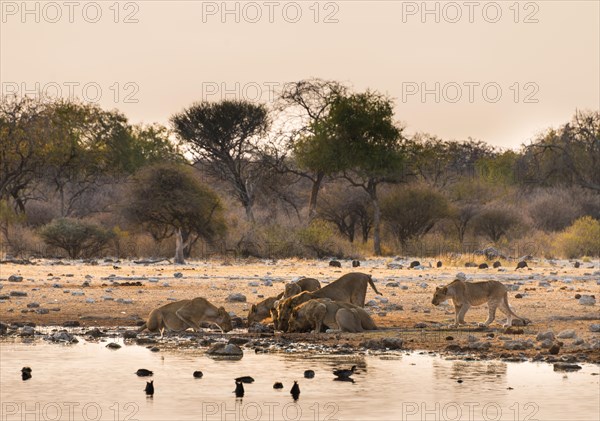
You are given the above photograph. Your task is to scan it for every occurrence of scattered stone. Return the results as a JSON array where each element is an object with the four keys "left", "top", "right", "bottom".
[
  {"left": 516, "top": 261, "right": 528, "bottom": 269},
  {"left": 464, "top": 262, "right": 477, "bottom": 268},
  {"left": 557, "top": 329, "right": 576, "bottom": 339},
  {"left": 150, "top": 347, "right": 160, "bottom": 352},
  {"left": 515, "top": 294, "right": 523, "bottom": 299},
  {"left": 85, "top": 298, "right": 95, "bottom": 304},
  {"left": 46, "top": 331, "right": 78, "bottom": 343},
  {"left": 10, "top": 291, "right": 27, "bottom": 297},
  {"left": 536, "top": 331, "right": 555, "bottom": 341},
  {"left": 574, "top": 261, "right": 580, "bottom": 268},
  {"left": 263, "top": 279, "right": 273, "bottom": 287},
  {"left": 26, "top": 302, "right": 40, "bottom": 308},
  {"left": 248, "top": 281, "right": 259, "bottom": 287},
  {"left": 193, "top": 371, "right": 203, "bottom": 378},
  {"left": 503, "top": 340, "right": 534, "bottom": 350},
  {"left": 414, "top": 322, "right": 427, "bottom": 328},
  {"left": 504, "top": 327, "right": 524, "bottom": 335},
  {"left": 63, "top": 321, "right": 80, "bottom": 327},
  {"left": 19, "top": 326, "right": 35, "bottom": 337},
  {"left": 248, "top": 323, "right": 272, "bottom": 334},
  {"left": 540, "top": 339, "right": 553, "bottom": 348},
  {"left": 304, "top": 370, "right": 315, "bottom": 379},
  {"left": 36, "top": 308, "right": 49, "bottom": 314},
  {"left": 106, "top": 343, "right": 121, "bottom": 350},
  {"left": 455, "top": 272, "right": 467, "bottom": 282},
  {"left": 123, "top": 330, "right": 138, "bottom": 339},
  {"left": 71, "top": 291, "right": 84, "bottom": 296},
  {"left": 436, "top": 261, "right": 442, "bottom": 268},
  {"left": 419, "top": 282, "right": 428, "bottom": 289},
  {"left": 579, "top": 295, "right": 596, "bottom": 306},
  {"left": 226, "top": 293, "right": 247, "bottom": 303},
  {"left": 590, "top": 324, "right": 600, "bottom": 333},
  {"left": 553, "top": 363, "right": 582, "bottom": 372},
  {"left": 273, "top": 382, "right": 284, "bottom": 389},
  {"left": 493, "top": 261, "right": 502, "bottom": 268},
  {"left": 386, "top": 282, "right": 399, "bottom": 288},
  {"left": 548, "top": 344, "right": 561, "bottom": 355},
  {"left": 228, "top": 337, "right": 250, "bottom": 346},
  {"left": 207, "top": 343, "right": 243, "bottom": 358},
  {"left": 410, "top": 261, "right": 420, "bottom": 268},
  {"left": 352, "top": 260, "right": 360, "bottom": 267},
  {"left": 360, "top": 337, "right": 403, "bottom": 350},
  {"left": 400, "top": 285, "right": 409, "bottom": 290},
  {"left": 387, "top": 263, "right": 403, "bottom": 269},
  {"left": 174, "top": 272, "right": 183, "bottom": 278},
  {"left": 445, "top": 336, "right": 454, "bottom": 341},
  {"left": 478, "top": 263, "right": 489, "bottom": 269},
  {"left": 329, "top": 260, "right": 341, "bottom": 268},
  {"left": 365, "top": 300, "right": 378, "bottom": 307},
  {"left": 8, "top": 275, "right": 23, "bottom": 282},
  {"left": 575, "top": 294, "right": 582, "bottom": 299}
]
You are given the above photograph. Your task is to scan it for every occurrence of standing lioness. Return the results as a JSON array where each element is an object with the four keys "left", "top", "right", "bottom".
[
  {"left": 431, "top": 279, "right": 527, "bottom": 327},
  {"left": 138, "top": 297, "right": 232, "bottom": 336}
]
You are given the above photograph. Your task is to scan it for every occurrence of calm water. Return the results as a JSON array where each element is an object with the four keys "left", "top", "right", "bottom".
[{"left": 0, "top": 339, "right": 598, "bottom": 421}]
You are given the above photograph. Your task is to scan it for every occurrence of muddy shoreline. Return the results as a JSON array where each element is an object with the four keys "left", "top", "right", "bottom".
[{"left": 1, "top": 258, "right": 599, "bottom": 365}]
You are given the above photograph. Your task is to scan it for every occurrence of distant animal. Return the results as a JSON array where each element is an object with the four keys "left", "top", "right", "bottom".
[
  {"left": 247, "top": 278, "right": 321, "bottom": 326},
  {"left": 288, "top": 298, "right": 377, "bottom": 333},
  {"left": 352, "top": 260, "right": 360, "bottom": 267},
  {"left": 329, "top": 260, "right": 342, "bottom": 268},
  {"left": 431, "top": 279, "right": 527, "bottom": 327},
  {"left": 493, "top": 261, "right": 502, "bottom": 268},
  {"left": 333, "top": 365, "right": 356, "bottom": 379},
  {"left": 273, "top": 382, "right": 284, "bottom": 389},
  {"left": 290, "top": 381, "right": 300, "bottom": 400},
  {"left": 275, "top": 273, "right": 381, "bottom": 331},
  {"left": 465, "top": 262, "right": 478, "bottom": 268},
  {"left": 478, "top": 263, "right": 489, "bottom": 269},
  {"left": 516, "top": 261, "right": 528, "bottom": 270},
  {"left": 145, "top": 380, "right": 154, "bottom": 396},
  {"left": 135, "top": 369, "right": 153, "bottom": 377},
  {"left": 410, "top": 261, "right": 420, "bottom": 268},
  {"left": 235, "top": 376, "right": 254, "bottom": 384},
  {"left": 235, "top": 381, "right": 244, "bottom": 398},
  {"left": 137, "top": 297, "right": 232, "bottom": 337},
  {"left": 436, "top": 261, "right": 443, "bottom": 268},
  {"left": 193, "top": 371, "right": 203, "bottom": 378},
  {"left": 21, "top": 367, "right": 32, "bottom": 381},
  {"left": 304, "top": 370, "right": 315, "bottom": 378}
]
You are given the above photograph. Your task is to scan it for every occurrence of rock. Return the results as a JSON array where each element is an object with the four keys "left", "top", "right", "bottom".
[
  {"left": 414, "top": 322, "right": 427, "bottom": 328},
  {"left": 9, "top": 291, "right": 27, "bottom": 297},
  {"left": 86, "top": 328, "right": 105, "bottom": 338},
  {"left": 410, "top": 261, "right": 420, "bottom": 268},
  {"left": 36, "top": 308, "right": 49, "bottom": 314},
  {"left": 248, "top": 281, "right": 259, "bottom": 287},
  {"left": 228, "top": 337, "right": 250, "bottom": 346},
  {"left": 8, "top": 275, "right": 23, "bottom": 282},
  {"left": 263, "top": 279, "right": 273, "bottom": 287},
  {"left": 573, "top": 261, "right": 580, "bottom": 268},
  {"left": 106, "top": 343, "right": 121, "bottom": 350},
  {"left": 468, "top": 342, "right": 491, "bottom": 350},
  {"left": 122, "top": 330, "right": 138, "bottom": 339},
  {"left": 26, "top": 302, "right": 40, "bottom": 308},
  {"left": 387, "top": 263, "right": 403, "bottom": 269},
  {"left": 540, "top": 339, "right": 553, "bottom": 348},
  {"left": 71, "top": 291, "right": 84, "bottom": 296},
  {"left": 575, "top": 294, "right": 582, "bottom": 299},
  {"left": 557, "top": 329, "right": 576, "bottom": 339},
  {"left": 436, "top": 261, "right": 442, "bottom": 268},
  {"left": 579, "top": 295, "right": 596, "bottom": 306},
  {"left": 419, "top": 282, "right": 428, "bottom": 289},
  {"left": 85, "top": 298, "right": 95, "bottom": 304},
  {"left": 503, "top": 340, "right": 534, "bottom": 350},
  {"left": 516, "top": 261, "right": 528, "bottom": 269},
  {"left": 231, "top": 316, "right": 245, "bottom": 329},
  {"left": 478, "top": 263, "right": 489, "bottom": 269},
  {"left": 455, "top": 272, "right": 467, "bottom": 282},
  {"left": 352, "top": 260, "right": 360, "bottom": 267},
  {"left": 46, "top": 331, "right": 78, "bottom": 343},
  {"left": 206, "top": 343, "right": 243, "bottom": 358},
  {"left": 465, "top": 262, "right": 478, "bottom": 268},
  {"left": 375, "top": 296, "right": 388, "bottom": 303},
  {"left": 304, "top": 370, "right": 315, "bottom": 378},
  {"left": 329, "top": 260, "right": 341, "bottom": 268},
  {"left": 360, "top": 338, "right": 403, "bottom": 350},
  {"left": 590, "top": 324, "right": 600, "bottom": 333},
  {"left": 174, "top": 272, "right": 183, "bottom": 278},
  {"left": 150, "top": 347, "right": 160, "bottom": 352},
  {"left": 548, "top": 344, "right": 561, "bottom": 355},
  {"left": 386, "top": 282, "right": 399, "bottom": 288},
  {"left": 515, "top": 294, "right": 523, "bottom": 299},
  {"left": 62, "top": 321, "right": 80, "bottom": 327},
  {"left": 553, "top": 363, "right": 582, "bottom": 372},
  {"left": 400, "top": 285, "right": 409, "bottom": 290},
  {"left": 226, "top": 293, "right": 247, "bottom": 303},
  {"left": 19, "top": 326, "right": 35, "bottom": 337},
  {"left": 504, "top": 327, "right": 524, "bottom": 335},
  {"left": 365, "top": 300, "right": 378, "bottom": 307},
  {"left": 536, "top": 331, "right": 555, "bottom": 341},
  {"left": 493, "top": 261, "right": 502, "bottom": 268}
]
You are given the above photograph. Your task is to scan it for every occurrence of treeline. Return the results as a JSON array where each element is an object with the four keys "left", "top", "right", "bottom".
[{"left": 1, "top": 79, "right": 599, "bottom": 261}]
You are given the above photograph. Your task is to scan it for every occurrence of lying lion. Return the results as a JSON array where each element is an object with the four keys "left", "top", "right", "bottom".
[
  {"left": 288, "top": 298, "right": 378, "bottom": 333},
  {"left": 431, "top": 279, "right": 527, "bottom": 327},
  {"left": 138, "top": 297, "right": 233, "bottom": 337},
  {"left": 275, "top": 272, "right": 381, "bottom": 332},
  {"left": 247, "top": 277, "right": 321, "bottom": 326}
]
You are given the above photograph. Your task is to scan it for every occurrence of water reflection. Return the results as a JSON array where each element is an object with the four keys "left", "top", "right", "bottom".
[{"left": 0, "top": 338, "right": 598, "bottom": 421}]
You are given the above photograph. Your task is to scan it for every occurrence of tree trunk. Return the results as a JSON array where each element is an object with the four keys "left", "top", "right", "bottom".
[
  {"left": 368, "top": 182, "right": 382, "bottom": 256},
  {"left": 244, "top": 203, "right": 255, "bottom": 222},
  {"left": 307, "top": 172, "right": 324, "bottom": 221},
  {"left": 174, "top": 228, "right": 186, "bottom": 264}
]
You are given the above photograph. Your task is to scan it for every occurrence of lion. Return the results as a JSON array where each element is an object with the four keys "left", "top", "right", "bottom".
[
  {"left": 431, "top": 279, "right": 527, "bottom": 327},
  {"left": 138, "top": 297, "right": 233, "bottom": 337},
  {"left": 288, "top": 298, "right": 377, "bottom": 333},
  {"left": 247, "top": 277, "right": 321, "bottom": 326},
  {"left": 275, "top": 272, "right": 381, "bottom": 331}
]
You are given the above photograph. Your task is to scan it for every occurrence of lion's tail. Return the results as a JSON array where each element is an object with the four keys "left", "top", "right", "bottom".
[
  {"left": 137, "top": 323, "right": 147, "bottom": 333},
  {"left": 503, "top": 293, "right": 529, "bottom": 325},
  {"left": 368, "top": 275, "right": 382, "bottom": 296}
]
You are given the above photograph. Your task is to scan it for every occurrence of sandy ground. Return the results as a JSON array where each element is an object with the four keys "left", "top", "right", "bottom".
[{"left": 1, "top": 257, "right": 599, "bottom": 363}]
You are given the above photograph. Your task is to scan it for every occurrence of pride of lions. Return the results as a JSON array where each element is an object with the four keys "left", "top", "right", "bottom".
[{"left": 139, "top": 272, "right": 527, "bottom": 336}]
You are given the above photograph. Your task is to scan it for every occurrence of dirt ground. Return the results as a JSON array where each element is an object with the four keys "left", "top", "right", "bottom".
[{"left": 1, "top": 257, "right": 599, "bottom": 363}]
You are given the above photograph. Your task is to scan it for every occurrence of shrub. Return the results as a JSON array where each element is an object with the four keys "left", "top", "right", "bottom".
[
  {"left": 527, "top": 188, "right": 583, "bottom": 231},
  {"left": 381, "top": 185, "right": 450, "bottom": 249},
  {"left": 473, "top": 205, "right": 521, "bottom": 243},
  {"left": 554, "top": 216, "right": 600, "bottom": 258},
  {"left": 40, "top": 218, "right": 115, "bottom": 258}
]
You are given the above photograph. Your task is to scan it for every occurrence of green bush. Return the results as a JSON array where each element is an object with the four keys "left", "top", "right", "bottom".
[
  {"left": 40, "top": 218, "right": 115, "bottom": 258},
  {"left": 554, "top": 216, "right": 600, "bottom": 258}
]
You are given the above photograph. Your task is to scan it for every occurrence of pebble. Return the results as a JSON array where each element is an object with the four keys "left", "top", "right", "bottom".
[
  {"left": 9, "top": 291, "right": 27, "bottom": 297},
  {"left": 557, "top": 329, "right": 576, "bottom": 339},
  {"left": 590, "top": 324, "right": 600, "bottom": 333},
  {"left": 174, "top": 272, "right": 183, "bottom": 278},
  {"left": 8, "top": 275, "right": 23, "bottom": 282},
  {"left": 71, "top": 291, "right": 84, "bottom": 296},
  {"left": 226, "top": 293, "right": 247, "bottom": 303},
  {"left": 26, "top": 302, "right": 40, "bottom": 308},
  {"left": 579, "top": 295, "right": 596, "bottom": 306}
]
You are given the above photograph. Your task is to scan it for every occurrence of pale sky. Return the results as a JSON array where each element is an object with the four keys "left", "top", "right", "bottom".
[{"left": 1, "top": 0, "right": 599, "bottom": 149}]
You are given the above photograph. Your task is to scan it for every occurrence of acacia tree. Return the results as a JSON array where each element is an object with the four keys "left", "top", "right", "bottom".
[
  {"left": 312, "top": 90, "right": 405, "bottom": 255},
  {"left": 123, "top": 163, "right": 226, "bottom": 264},
  {"left": 275, "top": 79, "right": 347, "bottom": 220},
  {"left": 171, "top": 100, "right": 270, "bottom": 222}
]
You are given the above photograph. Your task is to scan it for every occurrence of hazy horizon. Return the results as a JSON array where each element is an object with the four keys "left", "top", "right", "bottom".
[{"left": 2, "top": 0, "right": 599, "bottom": 149}]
